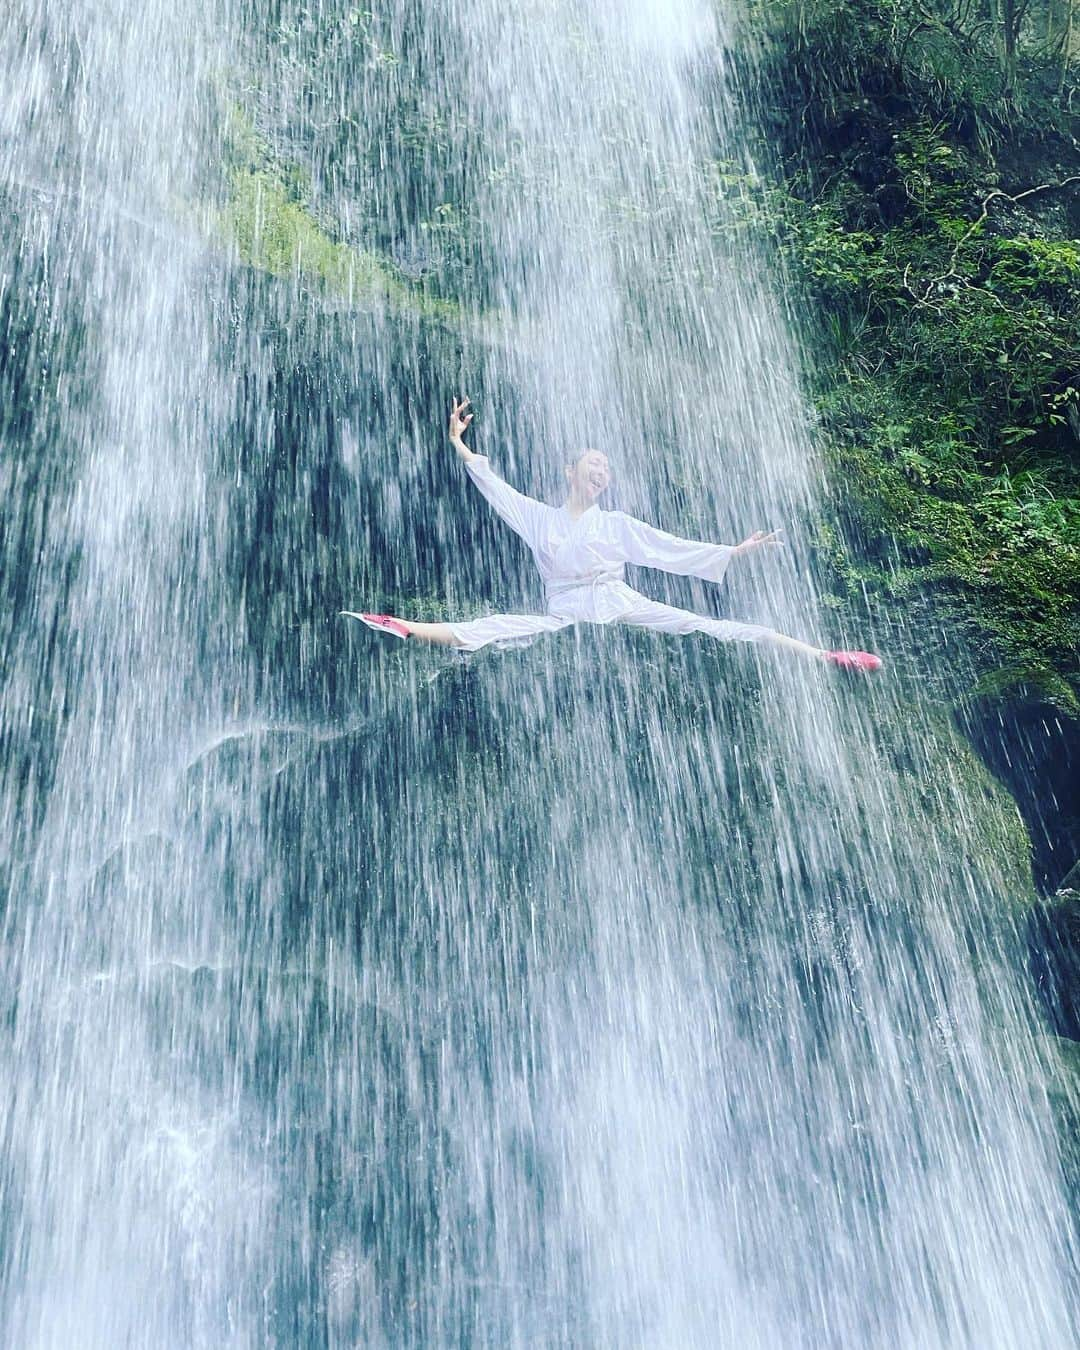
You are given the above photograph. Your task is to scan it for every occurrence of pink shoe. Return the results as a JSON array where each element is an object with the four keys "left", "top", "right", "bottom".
[
  {"left": 825, "top": 650, "right": 882, "bottom": 673},
  {"left": 340, "top": 611, "right": 411, "bottom": 639}
]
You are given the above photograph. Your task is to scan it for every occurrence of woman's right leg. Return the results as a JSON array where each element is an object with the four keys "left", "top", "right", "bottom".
[
  {"left": 400, "top": 620, "right": 463, "bottom": 647},
  {"left": 405, "top": 613, "right": 573, "bottom": 651}
]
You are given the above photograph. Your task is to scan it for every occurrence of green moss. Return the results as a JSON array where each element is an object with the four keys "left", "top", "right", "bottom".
[
  {"left": 819, "top": 426, "right": 1080, "bottom": 712},
  {"left": 728, "top": 23, "right": 1080, "bottom": 710},
  {"left": 217, "top": 168, "right": 460, "bottom": 323},
  {"left": 222, "top": 169, "right": 381, "bottom": 293},
  {"left": 213, "top": 105, "right": 460, "bottom": 322},
  {"left": 868, "top": 702, "right": 1039, "bottom": 910}
]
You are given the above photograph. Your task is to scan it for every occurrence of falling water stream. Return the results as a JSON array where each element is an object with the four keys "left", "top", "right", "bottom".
[{"left": 1, "top": 1, "right": 1077, "bottom": 1345}]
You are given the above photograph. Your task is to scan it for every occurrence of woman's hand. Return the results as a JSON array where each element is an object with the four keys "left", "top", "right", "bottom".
[
  {"left": 734, "top": 529, "right": 784, "bottom": 557},
  {"left": 449, "top": 397, "right": 476, "bottom": 460}
]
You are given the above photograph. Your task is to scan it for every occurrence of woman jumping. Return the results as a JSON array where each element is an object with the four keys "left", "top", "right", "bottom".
[{"left": 343, "top": 398, "right": 882, "bottom": 672}]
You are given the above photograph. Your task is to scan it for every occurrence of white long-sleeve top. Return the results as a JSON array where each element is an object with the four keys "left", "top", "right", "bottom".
[{"left": 465, "top": 456, "right": 734, "bottom": 612}]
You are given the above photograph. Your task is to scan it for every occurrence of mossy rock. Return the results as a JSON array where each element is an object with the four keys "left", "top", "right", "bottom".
[
  {"left": 216, "top": 168, "right": 460, "bottom": 323},
  {"left": 208, "top": 103, "right": 462, "bottom": 323}
]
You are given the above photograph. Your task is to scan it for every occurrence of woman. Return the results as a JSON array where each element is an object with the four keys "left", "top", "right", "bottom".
[{"left": 345, "top": 398, "right": 881, "bottom": 672}]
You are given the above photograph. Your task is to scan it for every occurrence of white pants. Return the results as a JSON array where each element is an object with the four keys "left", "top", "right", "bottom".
[{"left": 447, "top": 581, "right": 780, "bottom": 653}]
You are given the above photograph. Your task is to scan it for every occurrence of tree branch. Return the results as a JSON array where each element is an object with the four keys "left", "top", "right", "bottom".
[{"left": 913, "top": 174, "right": 1080, "bottom": 306}]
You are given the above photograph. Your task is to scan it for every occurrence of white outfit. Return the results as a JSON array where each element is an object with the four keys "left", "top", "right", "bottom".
[{"left": 447, "top": 456, "right": 782, "bottom": 654}]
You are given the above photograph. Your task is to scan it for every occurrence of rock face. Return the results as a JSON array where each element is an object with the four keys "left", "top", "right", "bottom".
[
  {"left": 964, "top": 693, "right": 1080, "bottom": 897},
  {"left": 1032, "top": 870, "right": 1080, "bottom": 1044},
  {"left": 741, "top": 3, "right": 1080, "bottom": 1209},
  {"left": 2, "top": 208, "right": 1075, "bottom": 1336},
  {"left": 7, "top": 591, "right": 1072, "bottom": 1341},
  {"left": 3, "top": 4, "right": 1079, "bottom": 1341},
  {"left": 964, "top": 694, "right": 1080, "bottom": 1151}
]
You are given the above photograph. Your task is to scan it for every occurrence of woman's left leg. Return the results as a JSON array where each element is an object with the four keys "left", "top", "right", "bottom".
[{"left": 617, "top": 594, "right": 826, "bottom": 661}]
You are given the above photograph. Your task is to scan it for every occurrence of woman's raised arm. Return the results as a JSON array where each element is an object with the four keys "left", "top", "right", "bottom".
[{"left": 448, "top": 397, "right": 547, "bottom": 547}]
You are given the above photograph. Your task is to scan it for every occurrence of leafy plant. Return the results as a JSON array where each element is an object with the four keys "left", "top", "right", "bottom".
[{"left": 736, "top": 5, "right": 1080, "bottom": 707}]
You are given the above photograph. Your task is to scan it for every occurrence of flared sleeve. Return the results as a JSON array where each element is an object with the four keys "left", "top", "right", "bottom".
[
  {"left": 613, "top": 512, "right": 734, "bottom": 585},
  {"left": 464, "top": 455, "right": 546, "bottom": 548}
]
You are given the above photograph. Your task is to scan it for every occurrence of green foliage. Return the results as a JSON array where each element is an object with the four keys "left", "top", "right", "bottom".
[
  {"left": 743, "top": 0, "right": 1080, "bottom": 139},
  {"left": 222, "top": 167, "right": 389, "bottom": 293},
  {"left": 232, "top": 3, "right": 482, "bottom": 307},
  {"left": 734, "top": 5, "right": 1080, "bottom": 708},
  {"left": 214, "top": 107, "right": 459, "bottom": 321}
]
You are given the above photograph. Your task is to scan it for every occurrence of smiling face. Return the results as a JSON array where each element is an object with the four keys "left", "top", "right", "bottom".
[{"left": 566, "top": 449, "right": 611, "bottom": 504}]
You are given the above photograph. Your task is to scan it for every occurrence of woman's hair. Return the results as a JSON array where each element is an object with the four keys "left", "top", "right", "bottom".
[{"left": 566, "top": 447, "right": 605, "bottom": 470}]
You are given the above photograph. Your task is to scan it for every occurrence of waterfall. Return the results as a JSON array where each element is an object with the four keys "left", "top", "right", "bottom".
[{"left": 1, "top": 0, "right": 1076, "bottom": 1345}]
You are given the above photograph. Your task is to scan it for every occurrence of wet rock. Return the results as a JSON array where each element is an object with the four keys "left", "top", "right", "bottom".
[
  {"left": 1030, "top": 880, "right": 1080, "bottom": 1043},
  {"left": 964, "top": 696, "right": 1080, "bottom": 896}
]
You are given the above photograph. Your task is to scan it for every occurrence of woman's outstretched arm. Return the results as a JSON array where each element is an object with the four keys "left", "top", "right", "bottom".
[
  {"left": 449, "top": 397, "right": 547, "bottom": 547},
  {"left": 613, "top": 512, "right": 783, "bottom": 586}
]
